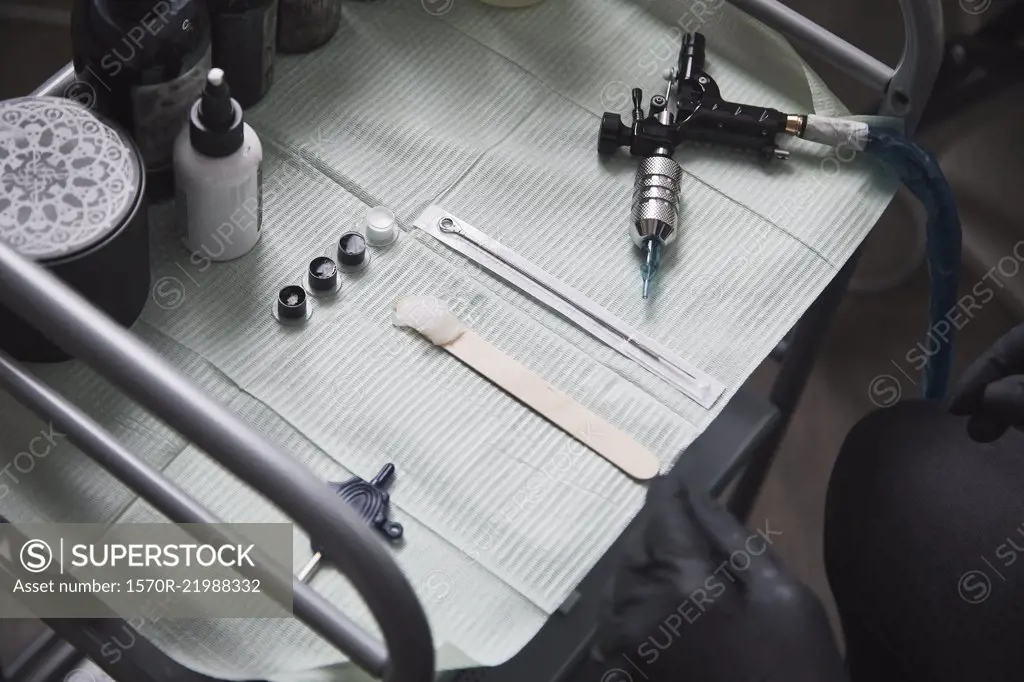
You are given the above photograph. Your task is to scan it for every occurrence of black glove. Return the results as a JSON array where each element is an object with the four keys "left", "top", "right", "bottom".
[
  {"left": 591, "top": 476, "right": 846, "bottom": 682},
  {"left": 950, "top": 323, "right": 1024, "bottom": 442}
]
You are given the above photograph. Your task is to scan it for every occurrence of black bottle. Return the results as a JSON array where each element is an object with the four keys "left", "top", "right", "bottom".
[
  {"left": 71, "top": 0, "right": 212, "bottom": 201},
  {"left": 208, "top": 0, "right": 278, "bottom": 109}
]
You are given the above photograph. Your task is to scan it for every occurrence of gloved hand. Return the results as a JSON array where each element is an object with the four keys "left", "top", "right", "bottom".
[
  {"left": 591, "top": 476, "right": 846, "bottom": 682},
  {"left": 950, "top": 323, "right": 1024, "bottom": 442}
]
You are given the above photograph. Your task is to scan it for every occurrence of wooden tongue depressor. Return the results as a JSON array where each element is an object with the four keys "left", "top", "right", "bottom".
[{"left": 394, "top": 296, "right": 660, "bottom": 480}]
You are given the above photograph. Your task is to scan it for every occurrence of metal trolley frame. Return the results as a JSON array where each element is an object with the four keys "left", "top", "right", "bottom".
[{"left": 0, "top": 1, "right": 943, "bottom": 680}]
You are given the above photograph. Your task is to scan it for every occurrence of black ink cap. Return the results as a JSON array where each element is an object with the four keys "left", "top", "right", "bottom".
[{"left": 337, "top": 231, "right": 368, "bottom": 271}]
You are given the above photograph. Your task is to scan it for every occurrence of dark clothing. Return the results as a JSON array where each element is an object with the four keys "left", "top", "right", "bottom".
[{"left": 825, "top": 400, "right": 1024, "bottom": 682}]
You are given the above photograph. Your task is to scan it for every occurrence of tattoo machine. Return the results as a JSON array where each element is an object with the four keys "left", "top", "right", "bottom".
[
  {"left": 598, "top": 32, "right": 808, "bottom": 299},
  {"left": 599, "top": 32, "right": 962, "bottom": 399}
]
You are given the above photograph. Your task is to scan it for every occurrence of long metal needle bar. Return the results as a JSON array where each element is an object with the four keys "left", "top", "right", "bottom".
[{"left": 430, "top": 215, "right": 723, "bottom": 408}]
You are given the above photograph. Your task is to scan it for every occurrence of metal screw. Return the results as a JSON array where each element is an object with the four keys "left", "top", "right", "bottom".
[
  {"left": 698, "top": 76, "right": 708, "bottom": 84},
  {"left": 651, "top": 95, "right": 666, "bottom": 106}
]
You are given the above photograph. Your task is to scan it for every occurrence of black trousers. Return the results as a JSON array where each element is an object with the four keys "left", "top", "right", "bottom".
[{"left": 825, "top": 400, "right": 1024, "bottom": 682}]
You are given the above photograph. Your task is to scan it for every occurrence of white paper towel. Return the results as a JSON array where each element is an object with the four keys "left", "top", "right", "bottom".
[{"left": 0, "top": 0, "right": 897, "bottom": 678}]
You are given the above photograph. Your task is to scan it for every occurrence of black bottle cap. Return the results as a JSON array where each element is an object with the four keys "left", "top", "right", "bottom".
[
  {"left": 308, "top": 256, "right": 339, "bottom": 292},
  {"left": 189, "top": 68, "right": 245, "bottom": 158},
  {"left": 277, "top": 285, "right": 308, "bottom": 319},
  {"left": 337, "top": 231, "right": 368, "bottom": 269}
]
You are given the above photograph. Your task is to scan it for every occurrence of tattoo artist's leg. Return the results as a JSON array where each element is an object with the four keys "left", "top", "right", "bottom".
[{"left": 825, "top": 400, "right": 1024, "bottom": 682}]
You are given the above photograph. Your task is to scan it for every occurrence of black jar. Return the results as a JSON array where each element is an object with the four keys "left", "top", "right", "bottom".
[
  {"left": 278, "top": 0, "right": 342, "bottom": 54},
  {"left": 70, "top": 0, "right": 212, "bottom": 201},
  {"left": 0, "top": 97, "right": 150, "bottom": 363},
  {"left": 209, "top": 0, "right": 279, "bottom": 108}
]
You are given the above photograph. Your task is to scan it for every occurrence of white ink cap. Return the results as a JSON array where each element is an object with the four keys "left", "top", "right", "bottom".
[{"left": 364, "top": 206, "right": 399, "bottom": 247}]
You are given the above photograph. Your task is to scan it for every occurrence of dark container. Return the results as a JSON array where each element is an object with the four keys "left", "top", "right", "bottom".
[
  {"left": 70, "top": 0, "right": 212, "bottom": 201},
  {"left": 277, "top": 0, "right": 341, "bottom": 54},
  {"left": 209, "top": 0, "right": 279, "bottom": 109},
  {"left": 0, "top": 97, "right": 150, "bottom": 363}
]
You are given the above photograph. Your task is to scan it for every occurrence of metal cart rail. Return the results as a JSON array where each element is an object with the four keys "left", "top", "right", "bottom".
[{"left": 1, "top": 1, "right": 943, "bottom": 680}]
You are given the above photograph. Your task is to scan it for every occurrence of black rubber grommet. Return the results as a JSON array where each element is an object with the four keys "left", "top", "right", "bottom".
[{"left": 598, "top": 112, "right": 625, "bottom": 156}]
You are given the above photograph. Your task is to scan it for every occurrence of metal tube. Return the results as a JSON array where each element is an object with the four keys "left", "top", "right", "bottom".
[
  {"left": 0, "top": 241, "right": 434, "bottom": 682},
  {"left": 887, "top": 0, "right": 945, "bottom": 132},
  {"left": 0, "top": 351, "right": 386, "bottom": 674},
  {"left": 32, "top": 63, "right": 75, "bottom": 98},
  {"left": 726, "top": 0, "right": 894, "bottom": 92}
]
